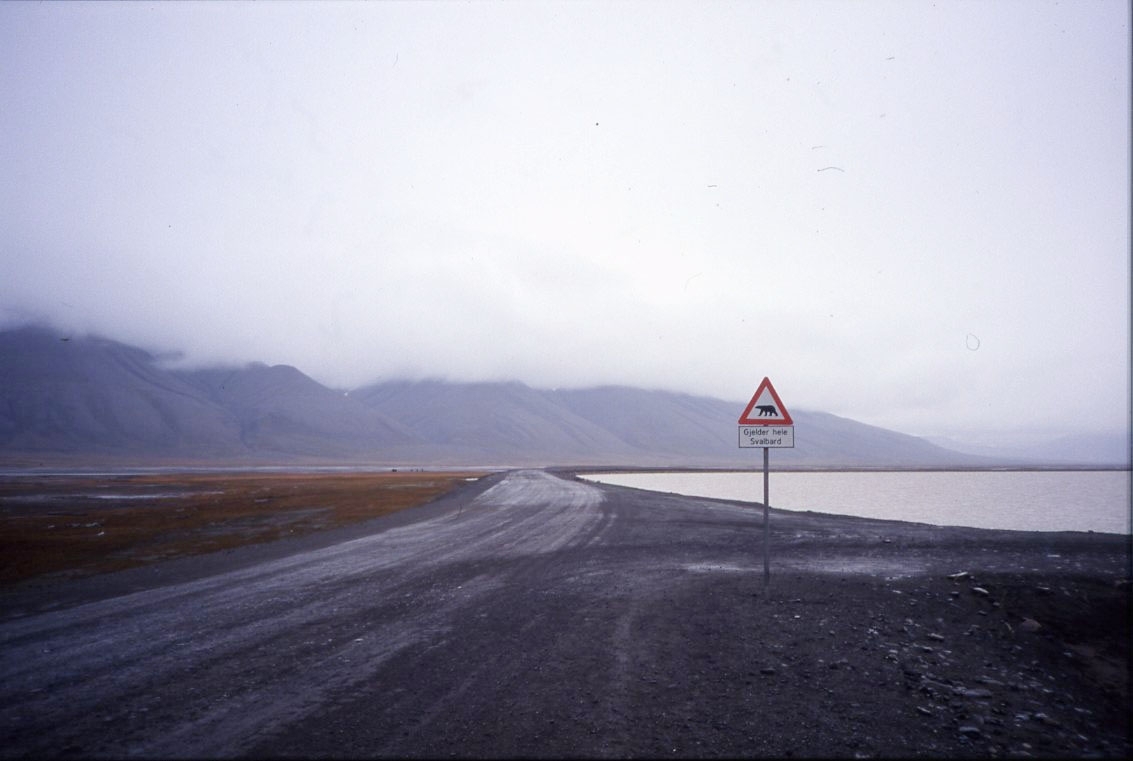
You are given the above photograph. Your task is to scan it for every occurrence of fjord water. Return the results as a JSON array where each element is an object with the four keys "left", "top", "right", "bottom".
[{"left": 582, "top": 470, "right": 1131, "bottom": 534}]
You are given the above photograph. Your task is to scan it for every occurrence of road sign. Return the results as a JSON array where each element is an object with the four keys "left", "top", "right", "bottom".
[
  {"left": 736, "top": 377, "right": 795, "bottom": 593},
  {"left": 738, "top": 377, "right": 793, "bottom": 426}
]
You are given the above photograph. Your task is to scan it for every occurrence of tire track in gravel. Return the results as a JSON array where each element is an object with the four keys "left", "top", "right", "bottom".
[{"left": 0, "top": 470, "right": 608, "bottom": 758}]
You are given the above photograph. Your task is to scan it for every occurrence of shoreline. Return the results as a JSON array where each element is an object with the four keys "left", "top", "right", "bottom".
[
  {"left": 5, "top": 461, "right": 1127, "bottom": 485},
  {"left": 1, "top": 467, "right": 1128, "bottom": 538},
  {"left": 574, "top": 469, "right": 1132, "bottom": 537},
  {"left": 2, "top": 457, "right": 1129, "bottom": 476},
  {"left": 570, "top": 464, "right": 1133, "bottom": 474}
]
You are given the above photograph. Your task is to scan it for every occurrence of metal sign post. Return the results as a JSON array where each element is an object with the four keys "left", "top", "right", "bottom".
[
  {"left": 738, "top": 377, "right": 794, "bottom": 592},
  {"left": 762, "top": 446, "right": 770, "bottom": 589}
]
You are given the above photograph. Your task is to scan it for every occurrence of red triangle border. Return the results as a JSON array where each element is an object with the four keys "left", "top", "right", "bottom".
[{"left": 737, "top": 377, "right": 794, "bottom": 425}]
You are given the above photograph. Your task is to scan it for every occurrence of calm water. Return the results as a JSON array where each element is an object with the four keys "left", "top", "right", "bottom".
[{"left": 581, "top": 470, "right": 1131, "bottom": 534}]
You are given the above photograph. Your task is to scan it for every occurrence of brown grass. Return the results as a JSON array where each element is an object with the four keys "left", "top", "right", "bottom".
[{"left": 0, "top": 470, "right": 484, "bottom": 584}]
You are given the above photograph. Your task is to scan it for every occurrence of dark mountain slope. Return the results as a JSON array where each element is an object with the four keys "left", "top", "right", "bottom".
[
  {"left": 351, "top": 380, "right": 639, "bottom": 463},
  {"left": 352, "top": 380, "right": 991, "bottom": 468},
  {"left": 1, "top": 326, "right": 995, "bottom": 467},
  {"left": 552, "top": 386, "right": 731, "bottom": 460},
  {"left": 179, "top": 364, "right": 420, "bottom": 457},
  {"left": 0, "top": 327, "right": 415, "bottom": 462},
  {"left": 0, "top": 326, "right": 243, "bottom": 458}
]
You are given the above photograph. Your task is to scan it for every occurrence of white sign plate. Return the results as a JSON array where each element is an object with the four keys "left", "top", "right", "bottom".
[{"left": 738, "top": 425, "right": 795, "bottom": 448}]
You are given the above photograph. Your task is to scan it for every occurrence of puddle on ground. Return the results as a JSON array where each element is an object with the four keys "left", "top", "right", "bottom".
[
  {"left": 682, "top": 557, "right": 927, "bottom": 578},
  {"left": 779, "top": 557, "right": 928, "bottom": 578},
  {"left": 684, "top": 563, "right": 750, "bottom": 574}
]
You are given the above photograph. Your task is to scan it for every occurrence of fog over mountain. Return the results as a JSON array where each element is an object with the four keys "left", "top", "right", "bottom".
[
  {"left": 3, "top": 2, "right": 1128, "bottom": 464},
  {"left": 1, "top": 327, "right": 1125, "bottom": 469}
]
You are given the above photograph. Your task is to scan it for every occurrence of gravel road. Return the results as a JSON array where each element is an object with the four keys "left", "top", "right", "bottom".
[{"left": 1, "top": 469, "right": 1128, "bottom": 758}]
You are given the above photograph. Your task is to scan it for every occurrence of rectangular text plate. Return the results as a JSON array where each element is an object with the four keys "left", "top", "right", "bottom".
[{"left": 738, "top": 425, "right": 795, "bottom": 448}]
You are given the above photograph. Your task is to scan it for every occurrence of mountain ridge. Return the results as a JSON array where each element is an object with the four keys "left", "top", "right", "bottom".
[{"left": 0, "top": 325, "right": 1102, "bottom": 468}]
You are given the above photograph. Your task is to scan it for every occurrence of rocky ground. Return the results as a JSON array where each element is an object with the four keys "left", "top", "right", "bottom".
[
  {"left": 699, "top": 494, "right": 1132, "bottom": 759},
  {"left": 705, "top": 566, "right": 1130, "bottom": 758}
]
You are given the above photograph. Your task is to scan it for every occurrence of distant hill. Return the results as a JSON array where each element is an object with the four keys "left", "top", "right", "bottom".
[
  {"left": 0, "top": 326, "right": 245, "bottom": 460},
  {"left": 351, "top": 380, "right": 640, "bottom": 464},
  {"left": 179, "top": 364, "right": 417, "bottom": 457},
  {"left": 1, "top": 325, "right": 1004, "bottom": 468},
  {"left": 544, "top": 387, "right": 985, "bottom": 468}
]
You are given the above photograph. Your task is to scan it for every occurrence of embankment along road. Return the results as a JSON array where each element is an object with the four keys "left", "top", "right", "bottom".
[{"left": 1, "top": 469, "right": 1128, "bottom": 758}]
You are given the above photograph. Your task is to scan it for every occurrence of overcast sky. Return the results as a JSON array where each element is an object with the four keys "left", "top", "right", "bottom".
[{"left": 1, "top": 0, "right": 1129, "bottom": 444}]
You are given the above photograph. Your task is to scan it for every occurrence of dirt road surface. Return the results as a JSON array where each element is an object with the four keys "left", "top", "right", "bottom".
[{"left": 1, "top": 470, "right": 1128, "bottom": 758}]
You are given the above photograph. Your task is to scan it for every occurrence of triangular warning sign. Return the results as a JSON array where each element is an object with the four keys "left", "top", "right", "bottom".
[{"left": 738, "top": 377, "right": 793, "bottom": 425}]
